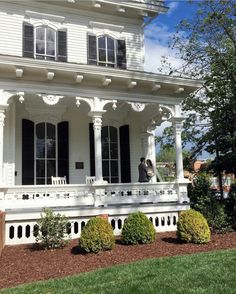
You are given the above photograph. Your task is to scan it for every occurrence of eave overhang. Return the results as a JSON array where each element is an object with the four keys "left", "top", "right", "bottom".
[{"left": 0, "top": 55, "right": 202, "bottom": 103}]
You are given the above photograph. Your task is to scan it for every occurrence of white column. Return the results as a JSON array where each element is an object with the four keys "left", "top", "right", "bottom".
[
  {"left": 173, "top": 117, "right": 184, "bottom": 180},
  {"left": 0, "top": 109, "right": 6, "bottom": 185},
  {"left": 93, "top": 115, "right": 103, "bottom": 182}
]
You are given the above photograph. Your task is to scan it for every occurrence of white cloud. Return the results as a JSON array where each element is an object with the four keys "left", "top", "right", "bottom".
[
  {"left": 144, "top": 20, "right": 184, "bottom": 74},
  {"left": 166, "top": 1, "right": 179, "bottom": 16},
  {"left": 144, "top": 38, "right": 183, "bottom": 74}
]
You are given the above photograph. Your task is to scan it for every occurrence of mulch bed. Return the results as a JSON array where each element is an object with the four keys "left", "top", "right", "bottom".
[{"left": 1, "top": 231, "right": 236, "bottom": 289}]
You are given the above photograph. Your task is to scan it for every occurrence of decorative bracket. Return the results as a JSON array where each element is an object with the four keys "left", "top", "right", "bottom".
[
  {"left": 38, "top": 94, "right": 64, "bottom": 105},
  {"left": 17, "top": 92, "right": 25, "bottom": 104},
  {"left": 76, "top": 96, "right": 117, "bottom": 112},
  {"left": 129, "top": 102, "right": 145, "bottom": 112}
]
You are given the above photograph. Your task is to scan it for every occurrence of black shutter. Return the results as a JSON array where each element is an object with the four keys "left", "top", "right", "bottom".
[
  {"left": 88, "top": 35, "right": 97, "bottom": 65},
  {"left": 22, "top": 119, "right": 34, "bottom": 185},
  {"left": 23, "top": 22, "right": 34, "bottom": 58},
  {"left": 57, "top": 121, "right": 69, "bottom": 183},
  {"left": 117, "top": 39, "right": 126, "bottom": 69},
  {"left": 57, "top": 30, "right": 67, "bottom": 62},
  {"left": 89, "top": 123, "right": 95, "bottom": 176},
  {"left": 119, "top": 125, "right": 131, "bottom": 183}
]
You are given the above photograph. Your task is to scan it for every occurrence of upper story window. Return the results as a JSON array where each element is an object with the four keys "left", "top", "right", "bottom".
[
  {"left": 23, "top": 23, "right": 67, "bottom": 62},
  {"left": 88, "top": 34, "right": 126, "bottom": 69}
]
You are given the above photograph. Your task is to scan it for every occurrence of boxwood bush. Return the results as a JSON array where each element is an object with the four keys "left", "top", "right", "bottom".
[
  {"left": 79, "top": 217, "right": 115, "bottom": 253},
  {"left": 121, "top": 212, "right": 156, "bottom": 245},
  {"left": 177, "top": 209, "right": 211, "bottom": 244},
  {"left": 34, "top": 208, "right": 70, "bottom": 249}
]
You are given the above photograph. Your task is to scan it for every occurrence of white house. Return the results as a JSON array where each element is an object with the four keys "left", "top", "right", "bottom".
[{"left": 0, "top": 0, "right": 201, "bottom": 245}]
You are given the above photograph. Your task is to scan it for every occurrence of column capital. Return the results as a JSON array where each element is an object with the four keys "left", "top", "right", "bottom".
[
  {"left": 0, "top": 89, "right": 15, "bottom": 106},
  {"left": 76, "top": 96, "right": 117, "bottom": 112}
]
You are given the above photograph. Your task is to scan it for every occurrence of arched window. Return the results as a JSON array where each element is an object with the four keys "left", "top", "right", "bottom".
[
  {"left": 23, "top": 23, "right": 67, "bottom": 62},
  {"left": 98, "top": 36, "right": 116, "bottom": 67},
  {"left": 35, "top": 122, "right": 57, "bottom": 184},
  {"left": 35, "top": 26, "right": 56, "bottom": 60},
  {"left": 88, "top": 34, "right": 126, "bottom": 69}
]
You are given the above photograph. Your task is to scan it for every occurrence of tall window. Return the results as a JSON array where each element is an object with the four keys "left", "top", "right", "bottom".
[
  {"left": 102, "top": 126, "right": 119, "bottom": 183},
  {"left": 23, "top": 23, "right": 67, "bottom": 62},
  {"left": 98, "top": 36, "right": 116, "bottom": 67},
  {"left": 35, "top": 123, "right": 56, "bottom": 184},
  {"left": 36, "top": 27, "right": 56, "bottom": 60},
  {"left": 88, "top": 35, "right": 126, "bottom": 69}
]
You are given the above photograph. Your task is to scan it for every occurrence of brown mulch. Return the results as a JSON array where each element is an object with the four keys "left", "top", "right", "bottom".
[{"left": 1, "top": 231, "right": 236, "bottom": 289}]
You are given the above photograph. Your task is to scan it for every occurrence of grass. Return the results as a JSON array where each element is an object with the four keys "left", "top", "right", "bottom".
[{"left": 1, "top": 249, "right": 236, "bottom": 294}]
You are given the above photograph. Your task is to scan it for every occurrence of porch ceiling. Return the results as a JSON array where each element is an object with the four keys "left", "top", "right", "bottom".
[{"left": 0, "top": 55, "right": 202, "bottom": 102}]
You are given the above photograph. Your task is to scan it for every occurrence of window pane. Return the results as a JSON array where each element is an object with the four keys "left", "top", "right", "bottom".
[
  {"left": 36, "top": 123, "right": 45, "bottom": 158},
  {"left": 99, "top": 49, "right": 106, "bottom": 62},
  {"left": 107, "top": 50, "right": 115, "bottom": 62},
  {"left": 107, "top": 38, "right": 114, "bottom": 50},
  {"left": 36, "top": 160, "right": 45, "bottom": 177},
  {"left": 102, "top": 160, "right": 109, "bottom": 177},
  {"left": 111, "top": 161, "right": 118, "bottom": 177},
  {"left": 102, "top": 143, "right": 109, "bottom": 159},
  {"left": 36, "top": 27, "right": 44, "bottom": 40},
  {"left": 36, "top": 178, "right": 45, "bottom": 185},
  {"left": 110, "top": 127, "right": 117, "bottom": 142},
  {"left": 110, "top": 143, "right": 118, "bottom": 159},
  {"left": 98, "top": 37, "right": 105, "bottom": 49},
  {"left": 47, "top": 160, "right": 56, "bottom": 178},
  {"left": 47, "top": 124, "right": 55, "bottom": 140},
  {"left": 46, "top": 28, "right": 55, "bottom": 56},
  {"left": 46, "top": 124, "right": 56, "bottom": 158},
  {"left": 36, "top": 27, "right": 45, "bottom": 54},
  {"left": 102, "top": 126, "right": 109, "bottom": 143},
  {"left": 111, "top": 177, "right": 119, "bottom": 183}
]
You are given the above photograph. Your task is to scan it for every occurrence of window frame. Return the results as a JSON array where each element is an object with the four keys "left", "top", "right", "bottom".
[
  {"left": 88, "top": 34, "right": 126, "bottom": 68},
  {"left": 101, "top": 126, "right": 120, "bottom": 183},
  {"left": 35, "top": 26, "right": 57, "bottom": 61},
  {"left": 34, "top": 122, "right": 58, "bottom": 185},
  {"left": 97, "top": 36, "right": 117, "bottom": 68}
]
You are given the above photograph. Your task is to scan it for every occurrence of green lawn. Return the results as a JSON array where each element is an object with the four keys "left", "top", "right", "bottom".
[{"left": 1, "top": 249, "right": 236, "bottom": 294}]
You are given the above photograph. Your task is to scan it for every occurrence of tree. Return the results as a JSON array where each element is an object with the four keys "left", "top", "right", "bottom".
[{"left": 159, "top": 0, "right": 236, "bottom": 180}]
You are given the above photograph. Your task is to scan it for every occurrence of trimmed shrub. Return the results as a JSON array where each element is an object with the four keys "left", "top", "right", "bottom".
[
  {"left": 177, "top": 209, "right": 211, "bottom": 244},
  {"left": 79, "top": 217, "right": 115, "bottom": 253},
  {"left": 34, "top": 208, "right": 70, "bottom": 249},
  {"left": 121, "top": 212, "right": 156, "bottom": 245}
]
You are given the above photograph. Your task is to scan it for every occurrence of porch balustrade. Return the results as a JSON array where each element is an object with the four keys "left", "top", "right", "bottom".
[{"left": 0, "top": 181, "right": 188, "bottom": 211}]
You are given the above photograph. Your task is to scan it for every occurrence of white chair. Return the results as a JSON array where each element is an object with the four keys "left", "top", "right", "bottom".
[
  {"left": 51, "top": 176, "right": 67, "bottom": 185},
  {"left": 86, "top": 176, "right": 96, "bottom": 185}
]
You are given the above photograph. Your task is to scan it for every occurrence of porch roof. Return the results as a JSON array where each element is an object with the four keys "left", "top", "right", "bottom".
[{"left": 0, "top": 55, "right": 202, "bottom": 103}]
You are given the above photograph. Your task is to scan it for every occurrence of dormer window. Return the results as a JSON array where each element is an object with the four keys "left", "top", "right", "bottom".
[
  {"left": 88, "top": 34, "right": 126, "bottom": 69},
  {"left": 23, "top": 23, "right": 67, "bottom": 62}
]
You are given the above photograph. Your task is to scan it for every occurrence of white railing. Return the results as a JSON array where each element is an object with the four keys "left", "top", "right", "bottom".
[
  {"left": 1, "top": 181, "right": 190, "bottom": 245},
  {"left": 0, "top": 181, "right": 189, "bottom": 211}
]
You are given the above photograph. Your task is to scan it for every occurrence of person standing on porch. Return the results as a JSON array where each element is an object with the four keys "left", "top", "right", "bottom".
[
  {"left": 138, "top": 157, "right": 148, "bottom": 182},
  {"left": 146, "top": 159, "right": 155, "bottom": 183}
]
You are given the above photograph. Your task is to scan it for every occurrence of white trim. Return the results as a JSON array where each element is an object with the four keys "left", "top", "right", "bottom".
[
  {"left": 25, "top": 10, "right": 65, "bottom": 24},
  {"left": 89, "top": 21, "right": 124, "bottom": 33}
]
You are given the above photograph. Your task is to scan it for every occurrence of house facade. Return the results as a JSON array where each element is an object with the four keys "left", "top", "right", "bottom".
[{"left": 0, "top": 0, "right": 201, "bottom": 245}]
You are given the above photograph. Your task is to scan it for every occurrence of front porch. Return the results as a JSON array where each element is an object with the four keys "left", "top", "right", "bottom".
[
  {"left": 1, "top": 180, "right": 189, "bottom": 245},
  {"left": 0, "top": 59, "right": 201, "bottom": 246}
]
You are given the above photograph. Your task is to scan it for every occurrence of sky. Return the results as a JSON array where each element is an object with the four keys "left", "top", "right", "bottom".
[
  {"left": 145, "top": 0, "right": 199, "bottom": 73},
  {"left": 144, "top": 1, "right": 210, "bottom": 159}
]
